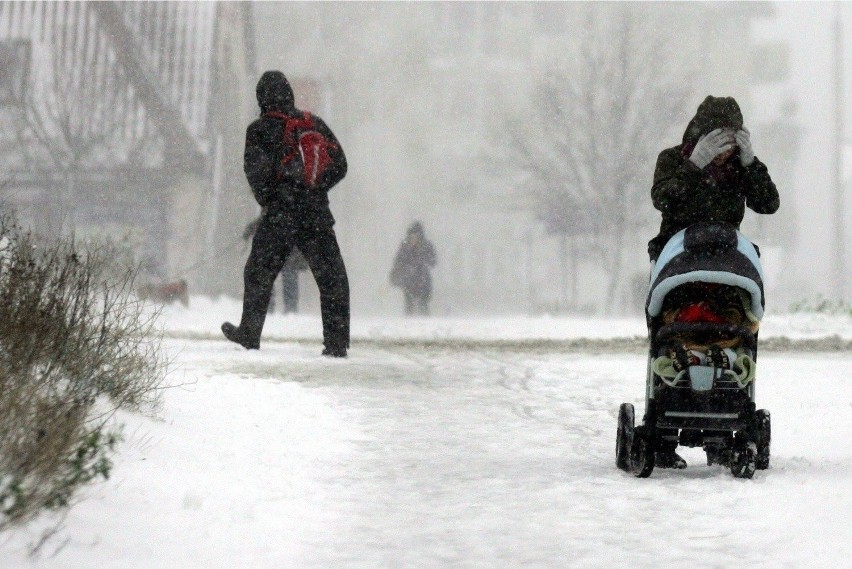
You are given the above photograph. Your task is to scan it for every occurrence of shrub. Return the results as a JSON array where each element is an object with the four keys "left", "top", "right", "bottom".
[
  {"left": 0, "top": 214, "right": 165, "bottom": 530},
  {"left": 788, "top": 295, "right": 852, "bottom": 316}
]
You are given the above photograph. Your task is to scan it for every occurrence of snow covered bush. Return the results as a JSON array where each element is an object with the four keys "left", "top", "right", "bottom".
[{"left": 0, "top": 214, "right": 165, "bottom": 530}]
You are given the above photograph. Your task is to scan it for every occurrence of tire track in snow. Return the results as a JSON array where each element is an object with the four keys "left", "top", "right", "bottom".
[{"left": 214, "top": 343, "right": 850, "bottom": 568}]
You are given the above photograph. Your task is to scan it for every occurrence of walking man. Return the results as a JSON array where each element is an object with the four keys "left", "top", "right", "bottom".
[{"left": 222, "top": 71, "right": 349, "bottom": 356}]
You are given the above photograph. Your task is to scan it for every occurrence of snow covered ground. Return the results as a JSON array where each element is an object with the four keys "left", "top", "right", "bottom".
[
  {"left": 157, "top": 295, "right": 852, "bottom": 344},
  {"left": 3, "top": 298, "right": 850, "bottom": 568}
]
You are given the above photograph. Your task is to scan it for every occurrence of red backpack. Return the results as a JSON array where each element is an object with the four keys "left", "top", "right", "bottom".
[{"left": 265, "top": 111, "right": 338, "bottom": 188}]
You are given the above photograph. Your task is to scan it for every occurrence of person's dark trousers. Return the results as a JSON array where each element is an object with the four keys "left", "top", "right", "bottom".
[
  {"left": 265, "top": 267, "right": 300, "bottom": 314},
  {"left": 237, "top": 211, "right": 349, "bottom": 353},
  {"left": 281, "top": 266, "right": 299, "bottom": 313},
  {"left": 403, "top": 291, "right": 429, "bottom": 316},
  {"left": 417, "top": 296, "right": 429, "bottom": 315}
]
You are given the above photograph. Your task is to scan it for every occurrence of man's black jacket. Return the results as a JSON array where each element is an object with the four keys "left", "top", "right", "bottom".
[{"left": 244, "top": 71, "right": 347, "bottom": 228}]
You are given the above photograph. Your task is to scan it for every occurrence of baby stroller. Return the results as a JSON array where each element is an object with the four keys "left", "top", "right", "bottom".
[{"left": 616, "top": 222, "right": 771, "bottom": 478}]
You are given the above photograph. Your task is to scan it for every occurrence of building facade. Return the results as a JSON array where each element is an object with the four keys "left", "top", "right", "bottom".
[{"left": 0, "top": 1, "right": 258, "bottom": 296}]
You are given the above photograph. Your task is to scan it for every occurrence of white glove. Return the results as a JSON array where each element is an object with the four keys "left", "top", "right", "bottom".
[
  {"left": 689, "top": 129, "right": 735, "bottom": 169},
  {"left": 735, "top": 127, "right": 755, "bottom": 166}
]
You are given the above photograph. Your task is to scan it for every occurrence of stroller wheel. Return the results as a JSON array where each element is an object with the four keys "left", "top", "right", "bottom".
[
  {"left": 730, "top": 434, "right": 757, "bottom": 479},
  {"left": 616, "top": 403, "right": 635, "bottom": 471},
  {"left": 630, "top": 425, "right": 656, "bottom": 478},
  {"left": 755, "top": 409, "right": 771, "bottom": 470}
]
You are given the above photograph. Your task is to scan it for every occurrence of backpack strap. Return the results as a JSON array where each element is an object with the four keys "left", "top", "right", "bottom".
[
  {"left": 263, "top": 111, "right": 316, "bottom": 180},
  {"left": 265, "top": 111, "right": 314, "bottom": 137}
]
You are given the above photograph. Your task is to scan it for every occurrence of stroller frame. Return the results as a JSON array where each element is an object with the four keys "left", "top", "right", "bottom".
[{"left": 616, "top": 222, "right": 771, "bottom": 479}]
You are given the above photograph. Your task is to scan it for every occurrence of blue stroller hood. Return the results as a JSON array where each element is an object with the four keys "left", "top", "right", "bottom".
[{"left": 647, "top": 222, "right": 765, "bottom": 321}]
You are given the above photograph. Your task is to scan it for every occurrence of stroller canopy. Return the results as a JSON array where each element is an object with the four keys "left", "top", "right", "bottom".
[{"left": 647, "top": 222, "right": 765, "bottom": 320}]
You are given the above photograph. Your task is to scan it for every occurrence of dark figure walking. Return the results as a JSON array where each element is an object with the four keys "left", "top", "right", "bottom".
[
  {"left": 647, "top": 95, "right": 779, "bottom": 469},
  {"left": 390, "top": 222, "right": 436, "bottom": 316},
  {"left": 242, "top": 214, "right": 309, "bottom": 314},
  {"left": 222, "top": 71, "right": 349, "bottom": 356}
]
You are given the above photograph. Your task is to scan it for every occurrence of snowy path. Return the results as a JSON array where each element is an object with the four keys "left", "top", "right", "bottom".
[{"left": 5, "top": 339, "right": 851, "bottom": 568}]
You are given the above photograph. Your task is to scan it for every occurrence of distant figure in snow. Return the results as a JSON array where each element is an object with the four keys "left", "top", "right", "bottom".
[
  {"left": 222, "top": 71, "right": 349, "bottom": 356},
  {"left": 646, "top": 95, "right": 780, "bottom": 470},
  {"left": 648, "top": 95, "right": 779, "bottom": 263},
  {"left": 390, "top": 221, "right": 436, "bottom": 316},
  {"left": 242, "top": 214, "right": 309, "bottom": 314}
]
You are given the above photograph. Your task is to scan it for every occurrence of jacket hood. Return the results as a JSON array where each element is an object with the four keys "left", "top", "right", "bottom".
[
  {"left": 407, "top": 221, "right": 424, "bottom": 236},
  {"left": 681, "top": 96, "right": 743, "bottom": 146},
  {"left": 256, "top": 70, "right": 294, "bottom": 113}
]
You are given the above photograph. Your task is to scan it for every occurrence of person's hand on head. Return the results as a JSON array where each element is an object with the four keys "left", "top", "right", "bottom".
[
  {"left": 689, "top": 128, "right": 736, "bottom": 169},
  {"left": 735, "top": 127, "right": 754, "bottom": 167}
]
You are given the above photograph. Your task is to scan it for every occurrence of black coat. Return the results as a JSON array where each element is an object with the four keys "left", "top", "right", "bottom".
[
  {"left": 244, "top": 72, "right": 347, "bottom": 229},
  {"left": 391, "top": 238, "right": 437, "bottom": 297},
  {"left": 648, "top": 96, "right": 779, "bottom": 260}
]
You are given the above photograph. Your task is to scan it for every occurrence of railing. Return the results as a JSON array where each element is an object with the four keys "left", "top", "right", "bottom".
[
  {"left": 95, "top": 1, "right": 215, "bottom": 145},
  {"left": 0, "top": 1, "right": 216, "bottom": 171}
]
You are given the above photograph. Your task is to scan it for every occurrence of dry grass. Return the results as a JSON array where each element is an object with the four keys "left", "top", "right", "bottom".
[{"left": 0, "top": 213, "right": 166, "bottom": 529}]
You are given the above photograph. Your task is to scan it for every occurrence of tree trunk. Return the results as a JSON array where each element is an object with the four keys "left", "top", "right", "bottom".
[
  {"left": 63, "top": 169, "right": 76, "bottom": 234},
  {"left": 559, "top": 232, "right": 569, "bottom": 312},
  {"left": 570, "top": 235, "right": 578, "bottom": 311},
  {"left": 605, "top": 226, "right": 625, "bottom": 313}
]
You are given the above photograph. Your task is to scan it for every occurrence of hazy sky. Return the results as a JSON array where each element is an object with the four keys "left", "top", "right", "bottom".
[
  {"left": 250, "top": 1, "right": 849, "bottom": 310},
  {"left": 762, "top": 2, "right": 850, "bottom": 301}
]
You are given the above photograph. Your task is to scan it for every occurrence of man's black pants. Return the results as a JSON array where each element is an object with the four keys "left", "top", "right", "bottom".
[{"left": 238, "top": 211, "right": 349, "bottom": 351}]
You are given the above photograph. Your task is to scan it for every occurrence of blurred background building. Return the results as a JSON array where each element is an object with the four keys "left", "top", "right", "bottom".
[
  {"left": 1, "top": 2, "right": 848, "bottom": 315},
  {"left": 0, "top": 1, "right": 258, "bottom": 295}
]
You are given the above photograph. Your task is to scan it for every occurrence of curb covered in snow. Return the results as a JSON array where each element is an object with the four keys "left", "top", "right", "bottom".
[{"left": 162, "top": 331, "right": 851, "bottom": 353}]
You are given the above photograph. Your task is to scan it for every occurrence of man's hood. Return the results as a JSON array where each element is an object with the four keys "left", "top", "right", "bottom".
[
  {"left": 256, "top": 70, "right": 294, "bottom": 113},
  {"left": 681, "top": 96, "right": 743, "bottom": 146}
]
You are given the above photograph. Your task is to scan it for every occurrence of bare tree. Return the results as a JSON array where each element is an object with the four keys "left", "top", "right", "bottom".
[
  {"left": 20, "top": 46, "right": 125, "bottom": 234},
  {"left": 1, "top": 37, "right": 158, "bottom": 238},
  {"left": 500, "top": 6, "right": 696, "bottom": 312}
]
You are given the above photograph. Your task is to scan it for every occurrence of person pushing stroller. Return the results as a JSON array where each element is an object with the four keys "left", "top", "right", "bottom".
[
  {"left": 648, "top": 95, "right": 779, "bottom": 264},
  {"left": 645, "top": 96, "right": 780, "bottom": 469}
]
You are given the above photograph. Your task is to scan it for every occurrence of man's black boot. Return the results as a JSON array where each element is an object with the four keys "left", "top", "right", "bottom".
[
  {"left": 221, "top": 322, "right": 260, "bottom": 350},
  {"left": 322, "top": 346, "right": 347, "bottom": 358}
]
